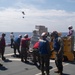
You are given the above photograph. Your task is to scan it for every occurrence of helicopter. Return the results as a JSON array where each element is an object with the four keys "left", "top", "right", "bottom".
[{"left": 22, "top": 11, "right": 25, "bottom": 18}]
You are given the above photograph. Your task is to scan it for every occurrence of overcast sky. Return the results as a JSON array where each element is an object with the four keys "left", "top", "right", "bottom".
[{"left": 0, "top": 0, "right": 75, "bottom": 32}]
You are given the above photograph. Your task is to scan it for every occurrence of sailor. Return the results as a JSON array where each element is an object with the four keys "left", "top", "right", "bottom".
[
  {"left": 13, "top": 35, "right": 22, "bottom": 56},
  {"left": 51, "top": 31, "right": 63, "bottom": 75},
  {"left": 67, "top": 25, "right": 74, "bottom": 37},
  {"left": 38, "top": 32, "right": 51, "bottom": 75},
  {"left": 32, "top": 41, "right": 40, "bottom": 65},
  {"left": 67, "top": 25, "right": 75, "bottom": 51},
  {"left": 20, "top": 34, "right": 31, "bottom": 62},
  {"left": 0, "top": 33, "right": 6, "bottom": 60},
  {"left": 10, "top": 32, "right": 14, "bottom": 48},
  {"left": 0, "top": 50, "right": 3, "bottom": 66}
]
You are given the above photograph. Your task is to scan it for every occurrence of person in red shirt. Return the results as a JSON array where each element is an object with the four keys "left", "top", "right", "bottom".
[
  {"left": 0, "top": 33, "right": 6, "bottom": 60},
  {"left": 32, "top": 41, "right": 40, "bottom": 65},
  {"left": 33, "top": 41, "right": 39, "bottom": 49},
  {"left": 20, "top": 34, "right": 31, "bottom": 62}
]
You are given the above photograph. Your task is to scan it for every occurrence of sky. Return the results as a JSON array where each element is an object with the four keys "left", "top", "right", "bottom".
[{"left": 0, "top": 0, "right": 75, "bottom": 32}]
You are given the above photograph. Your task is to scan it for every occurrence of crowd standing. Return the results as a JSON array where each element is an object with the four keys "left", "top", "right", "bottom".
[{"left": 0, "top": 25, "right": 75, "bottom": 75}]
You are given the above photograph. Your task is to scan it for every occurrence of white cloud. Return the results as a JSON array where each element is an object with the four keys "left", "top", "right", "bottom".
[{"left": 0, "top": 7, "right": 75, "bottom": 32}]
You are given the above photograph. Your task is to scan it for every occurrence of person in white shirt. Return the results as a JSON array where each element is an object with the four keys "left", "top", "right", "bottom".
[
  {"left": 67, "top": 25, "right": 75, "bottom": 51},
  {"left": 67, "top": 25, "right": 74, "bottom": 37},
  {"left": 10, "top": 32, "right": 14, "bottom": 48}
]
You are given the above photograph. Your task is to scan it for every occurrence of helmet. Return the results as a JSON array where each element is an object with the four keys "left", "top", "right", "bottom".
[
  {"left": 24, "top": 34, "right": 28, "bottom": 38},
  {"left": 11, "top": 32, "right": 13, "bottom": 34},
  {"left": 68, "top": 25, "right": 73, "bottom": 29},
  {"left": 41, "top": 32, "right": 47, "bottom": 37},
  {"left": 2, "top": 33, "right": 6, "bottom": 36},
  {"left": 51, "top": 31, "right": 58, "bottom": 36},
  {"left": 52, "top": 31, "right": 58, "bottom": 34},
  {"left": 19, "top": 35, "right": 22, "bottom": 38}
]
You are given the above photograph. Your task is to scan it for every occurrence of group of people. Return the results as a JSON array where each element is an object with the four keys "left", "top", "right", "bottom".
[
  {"left": 10, "top": 33, "right": 31, "bottom": 63},
  {"left": 0, "top": 25, "right": 74, "bottom": 75},
  {"left": 0, "top": 33, "right": 31, "bottom": 65}
]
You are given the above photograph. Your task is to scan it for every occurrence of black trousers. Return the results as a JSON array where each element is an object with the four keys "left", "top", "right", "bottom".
[
  {"left": 33, "top": 49, "right": 40, "bottom": 65},
  {"left": 21, "top": 48, "right": 28, "bottom": 61},
  {"left": 11, "top": 39, "right": 14, "bottom": 48},
  {"left": 40, "top": 54, "right": 50, "bottom": 75},
  {"left": 0, "top": 47, "right": 5, "bottom": 59},
  {"left": 13, "top": 43, "right": 20, "bottom": 55},
  {"left": 55, "top": 53, "right": 63, "bottom": 73}
]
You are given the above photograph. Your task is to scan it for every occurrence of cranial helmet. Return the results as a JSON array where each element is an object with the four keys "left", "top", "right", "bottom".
[
  {"left": 51, "top": 31, "right": 58, "bottom": 37},
  {"left": 52, "top": 31, "right": 58, "bottom": 35},
  {"left": 41, "top": 32, "right": 47, "bottom": 37},
  {"left": 2, "top": 33, "right": 6, "bottom": 36},
  {"left": 19, "top": 35, "right": 22, "bottom": 38},
  {"left": 24, "top": 34, "right": 28, "bottom": 38},
  {"left": 68, "top": 25, "right": 73, "bottom": 29}
]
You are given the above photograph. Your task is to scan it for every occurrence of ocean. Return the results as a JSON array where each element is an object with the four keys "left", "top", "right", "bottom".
[
  {"left": 0, "top": 32, "right": 33, "bottom": 44},
  {"left": 0, "top": 32, "right": 67, "bottom": 44}
]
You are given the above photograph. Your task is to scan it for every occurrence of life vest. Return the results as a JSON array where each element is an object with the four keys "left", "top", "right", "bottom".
[
  {"left": 39, "top": 39, "right": 49, "bottom": 54},
  {"left": 21, "top": 38, "right": 30, "bottom": 48},
  {"left": 53, "top": 37, "right": 60, "bottom": 51},
  {"left": 33, "top": 41, "right": 39, "bottom": 49},
  {"left": 14, "top": 37, "right": 20, "bottom": 45}
]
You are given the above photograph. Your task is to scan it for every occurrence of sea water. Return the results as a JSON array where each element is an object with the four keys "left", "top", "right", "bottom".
[
  {"left": 0, "top": 32, "right": 33, "bottom": 44},
  {"left": 0, "top": 32, "right": 68, "bottom": 44}
]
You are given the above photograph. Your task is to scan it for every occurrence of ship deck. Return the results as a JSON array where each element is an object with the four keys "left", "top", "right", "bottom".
[{"left": 0, "top": 47, "right": 75, "bottom": 75}]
